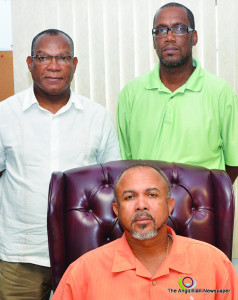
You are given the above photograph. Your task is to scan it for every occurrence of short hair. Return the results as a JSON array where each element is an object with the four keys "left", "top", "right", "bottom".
[
  {"left": 153, "top": 2, "right": 195, "bottom": 30},
  {"left": 114, "top": 163, "right": 172, "bottom": 205},
  {"left": 31, "top": 29, "right": 74, "bottom": 56}
]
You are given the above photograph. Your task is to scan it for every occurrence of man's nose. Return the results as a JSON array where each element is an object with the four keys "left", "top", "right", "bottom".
[
  {"left": 47, "top": 57, "right": 61, "bottom": 70},
  {"left": 166, "top": 29, "right": 176, "bottom": 41},
  {"left": 135, "top": 196, "right": 148, "bottom": 211}
]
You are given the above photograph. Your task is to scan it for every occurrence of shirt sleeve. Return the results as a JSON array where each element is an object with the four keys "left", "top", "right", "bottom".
[
  {"left": 216, "top": 257, "right": 238, "bottom": 300},
  {"left": 97, "top": 111, "right": 121, "bottom": 163},
  {"left": 52, "top": 264, "right": 83, "bottom": 300},
  {"left": 0, "top": 130, "right": 6, "bottom": 172},
  {"left": 117, "top": 86, "right": 133, "bottom": 159},
  {"left": 219, "top": 83, "right": 238, "bottom": 166}
]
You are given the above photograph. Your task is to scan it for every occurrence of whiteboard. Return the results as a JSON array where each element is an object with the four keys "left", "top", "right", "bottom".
[{"left": 0, "top": 0, "right": 12, "bottom": 51}]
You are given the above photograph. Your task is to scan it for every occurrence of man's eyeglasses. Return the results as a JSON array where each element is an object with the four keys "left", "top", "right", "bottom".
[
  {"left": 32, "top": 55, "right": 73, "bottom": 65},
  {"left": 152, "top": 25, "right": 193, "bottom": 37}
]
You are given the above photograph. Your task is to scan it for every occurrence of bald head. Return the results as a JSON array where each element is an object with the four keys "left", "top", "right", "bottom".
[
  {"left": 153, "top": 2, "right": 195, "bottom": 29},
  {"left": 114, "top": 164, "right": 171, "bottom": 205}
]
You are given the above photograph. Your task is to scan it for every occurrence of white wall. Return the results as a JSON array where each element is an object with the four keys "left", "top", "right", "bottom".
[
  {"left": 0, "top": 0, "right": 12, "bottom": 50},
  {"left": 6, "top": 0, "right": 238, "bottom": 257}
]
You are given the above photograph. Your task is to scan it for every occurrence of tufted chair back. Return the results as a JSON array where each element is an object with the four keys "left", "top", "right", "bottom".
[{"left": 47, "top": 160, "right": 234, "bottom": 291}]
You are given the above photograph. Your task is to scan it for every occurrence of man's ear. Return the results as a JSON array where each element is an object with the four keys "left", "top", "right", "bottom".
[
  {"left": 26, "top": 56, "right": 33, "bottom": 72},
  {"left": 112, "top": 202, "right": 119, "bottom": 217},
  {"left": 192, "top": 30, "right": 198, "bottom": 46},
  {"left": 168, "top": 198, "right": 175, "bottom": 215},
  {"left": 153, "top": 36, "right": 156, "bottom": 49},
  {"left": 73, "top": 57, "right": 78, "bottom": 72}
]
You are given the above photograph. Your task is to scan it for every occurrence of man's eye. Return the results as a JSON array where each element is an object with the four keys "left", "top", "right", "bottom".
[
  {"left": 58, "top": 56, "right": 67, "bottom": 61},
  {"left": 125, "top": 195, "right": 134, "bottom": 200},
  {"left": 39, "top": 56, "right": 47, "bottom": 61},
  {"left": 159, "top": 27, "right": 167, "bottom": 33},
  {"left": 148, "top": 193, "right": 157, "bottom": 197},
  {"left": 176, "top": 25, "right": 183, "bottom": 31}
]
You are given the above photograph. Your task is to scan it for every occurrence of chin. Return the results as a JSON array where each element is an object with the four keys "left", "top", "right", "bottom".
[
  {"left": 131, "top": 229, "right": 158, "bottom": 240},
  {"left": 41, "top": 86, "right": 69, "bottom": 96},
  {"left": 160, "top": 55, "right": 189, "bottom": 68}
]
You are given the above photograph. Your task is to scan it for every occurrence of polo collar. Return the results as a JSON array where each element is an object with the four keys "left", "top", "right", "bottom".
[
  {"left": 112, "top": 227, "right": 192, "bottom": 277},
  {"left": 164, "top": 227, "right": 192, "bottom": 275},
  {"left": 112, "top": 234, "right": 137, "bottom": 273},
  {"left": 144, "top": 58, "right": 204, "bottom": 93}
]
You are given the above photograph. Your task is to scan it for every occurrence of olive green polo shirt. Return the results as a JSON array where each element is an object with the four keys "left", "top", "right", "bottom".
[{"left": 117, "top": 59, "right": 238, "bottom": 170}]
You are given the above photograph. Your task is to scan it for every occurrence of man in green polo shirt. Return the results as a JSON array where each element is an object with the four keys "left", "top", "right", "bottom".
[{"left": 117, "top": 2, "right": 238, "bottom": 183}]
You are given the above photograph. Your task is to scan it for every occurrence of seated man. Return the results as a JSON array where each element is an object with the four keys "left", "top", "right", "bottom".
[{"left": 53, "top": 164, "right": 238, "bottom": 299}]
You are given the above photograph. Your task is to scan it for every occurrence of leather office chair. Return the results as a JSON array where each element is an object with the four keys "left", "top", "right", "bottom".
[{"left": 47, "top": 160, "right": 234, "bottom": 291}]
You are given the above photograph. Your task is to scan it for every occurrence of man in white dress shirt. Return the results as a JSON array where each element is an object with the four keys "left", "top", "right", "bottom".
[{"left": 0, "top": 29, "right": 121, "bottom": 300}]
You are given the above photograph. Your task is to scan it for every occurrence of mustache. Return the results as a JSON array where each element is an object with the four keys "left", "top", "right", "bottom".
[
  {"left": 131, "top": 211, "right": 155, "bottom": 223},
  {"left": 161, "top": 44, "right": 181, "bottom": 51}
]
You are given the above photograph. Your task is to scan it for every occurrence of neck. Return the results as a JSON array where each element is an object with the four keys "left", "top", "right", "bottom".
[
  {"left": 159, "top": 58, "right": 195, "bottom": 92},
  {"left": 33, "top": 84, "right": 70, "bottom": 114},
  {"left": 126, "top": 227, "right": 172, "bottom": 276}
]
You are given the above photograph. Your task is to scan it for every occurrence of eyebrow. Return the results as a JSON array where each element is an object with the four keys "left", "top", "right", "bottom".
[
  {"left": 145, "top": 188, "right": 160, "bottom": 193},
  {"left": 121, "top": 190, "right": 135, "bottom": 196},
  {"left": 121, "top": 187, "right": 161, "bottom": 196},
  {"left": 154, "top": 22, "right": 185, "bottom": 28},
  {"left": 35, "top": 50, "right": 71, "bottom": 55}
]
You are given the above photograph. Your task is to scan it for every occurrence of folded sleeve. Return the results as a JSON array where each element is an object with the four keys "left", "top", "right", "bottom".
[
  {"left": 220, "top": 83, "right": 238, "bottom": 166},
  {"left": 117, "top": 86, "right": 133, "bottom": 160},
  {"left": 97, "top": 111, "right": 121, "bottom": 163}
]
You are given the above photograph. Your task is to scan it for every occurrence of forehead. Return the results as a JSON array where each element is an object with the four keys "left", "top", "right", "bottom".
[
  {"left": 116, "top": 167, "right": 168, "bottom": 193},
  {"left": 154, "top": 6, "right": 189, "bottom": 27},
  {"left": 34, "top": 34, "right": 72, "bottom": 54}
]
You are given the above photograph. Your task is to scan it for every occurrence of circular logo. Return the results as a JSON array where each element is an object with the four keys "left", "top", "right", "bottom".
[{"left": 178, "top": 276, "right": 197, "bottom": 290}]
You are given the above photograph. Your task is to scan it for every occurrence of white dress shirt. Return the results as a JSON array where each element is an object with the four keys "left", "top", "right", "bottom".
[{"left": 0, "top": 86, "right": 121, "bottom": 267}]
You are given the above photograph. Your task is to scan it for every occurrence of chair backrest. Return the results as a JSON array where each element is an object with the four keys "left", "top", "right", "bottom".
[{"left": 47, "top": 160, "right": 234, "bottom": 291}]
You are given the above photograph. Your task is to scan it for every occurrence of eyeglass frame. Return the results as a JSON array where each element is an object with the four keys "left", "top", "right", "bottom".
[
  {"left": 31, "top": 54, "right": 74, "bottom": 64},
  {"left": 152, "top": 25, "right": 194, "bottom": 37}
]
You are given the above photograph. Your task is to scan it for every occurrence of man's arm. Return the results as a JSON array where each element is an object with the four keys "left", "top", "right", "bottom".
[
  {"left": 220, "top": 85, "right": 238, "bottom": 183},
  {"left": 220, "top": 258, "right": 238, "bottom": 300},
  {"left": 52, "top": 261, "right": 85, "bottom": 300},
  {"left": 225, "top": 165, "right": 238, "bottom": 184},
  {"left": 116, "top": 87, "right": 132, "bottom": 159},
  {"left": 97, "top": 112, "right": 121, "bottom": 163}
]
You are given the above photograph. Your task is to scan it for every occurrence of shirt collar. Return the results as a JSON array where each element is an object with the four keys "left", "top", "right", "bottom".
[
  {"left": 165, "top": 227, "right": 192, "bottom": 274},
  {"left": 22, "top": 86, "right": 84, "bottom": 112},
  {"left": 144, "top": 58, "right": 204, "bottom": 93},
  {"left": 22, "top": 85, "right": 38, "bottom": 111},
  {"left": 112, "top": 234, "right": 137, "bottom": 273},
  {"left": 112, "top": 227, "right": 192, "bottom": 277},
  {"left": 65, "top": 90, "right": 84, "bottom": 111}
]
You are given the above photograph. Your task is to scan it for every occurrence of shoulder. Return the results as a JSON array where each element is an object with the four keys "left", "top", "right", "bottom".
[
  {"left": 177, "top": 235, "right": 230, "bottom": 263},
  {"left": 69, "top": 238, "right": 121, "bottom": 271},
  {"left": 0, "top": 88, "right": 29, "bottom": 114},
  {"left": 71, "top": 92, "right": 110, "bottom": 116},
  {"left": 200, "top": 67, "right": 236, "bottom": 95},
  {"left": 118, "top": 68, "right": 156, "bottom": 99},
  {"left": 82, "top": 237, "right": 121, "bottom": 259}
]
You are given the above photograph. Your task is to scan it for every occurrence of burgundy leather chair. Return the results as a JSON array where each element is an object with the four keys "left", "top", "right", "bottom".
[{"left": 47, "top": 160, "right": 235, "bottom": 291}]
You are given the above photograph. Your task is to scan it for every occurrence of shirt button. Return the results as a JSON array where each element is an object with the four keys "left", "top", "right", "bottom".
[{"left": 152, "top": 280, "right": 157, "bottom": 286}]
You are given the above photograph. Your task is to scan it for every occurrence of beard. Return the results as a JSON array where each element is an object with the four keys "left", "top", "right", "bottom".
[
  {"left": 118, "top": 211, "right": 167, "bottom": 241},
  {"left": 160, "top": 52, "right": 189, "bottom": 68},
  {"left": 130, "top": 211, "right": 158, "bottom": 241}
]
